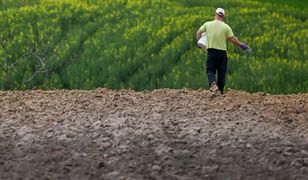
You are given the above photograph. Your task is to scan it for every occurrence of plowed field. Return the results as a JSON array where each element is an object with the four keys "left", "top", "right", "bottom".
[{"left": 0, "top": 89, "right": 308, "bottom": 179}]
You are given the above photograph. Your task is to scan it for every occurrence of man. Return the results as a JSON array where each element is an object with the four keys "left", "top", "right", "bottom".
[{"left": 196, "top": 8, "right": 250, "bottom": 94}]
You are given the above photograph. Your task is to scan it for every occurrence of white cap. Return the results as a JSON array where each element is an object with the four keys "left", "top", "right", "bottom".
[{"left": 216, "top": 8, "right": 225, "bottom": 16}]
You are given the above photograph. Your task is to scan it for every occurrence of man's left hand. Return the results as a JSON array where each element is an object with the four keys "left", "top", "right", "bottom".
[
  {"left": 240, "top": 43, "right": 252, "bottom": 54},
  {"left": 240, "top": 43, "right": 249, "bottom": 50}
]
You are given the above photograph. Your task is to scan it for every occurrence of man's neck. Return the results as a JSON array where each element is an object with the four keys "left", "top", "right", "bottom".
[{"left": 215, "top": 16, "right": 223, "bottom": 21}]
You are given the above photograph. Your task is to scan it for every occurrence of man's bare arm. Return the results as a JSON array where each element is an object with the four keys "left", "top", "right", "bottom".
[
  {"left": 228, "top": 36, "right": 242, "bottom": 46},
  {"left": 229, "top": 36, "right": 251, "bottom": 52},
  {"left": 196, "top": 29, "right": 203, "bottom": 41}
]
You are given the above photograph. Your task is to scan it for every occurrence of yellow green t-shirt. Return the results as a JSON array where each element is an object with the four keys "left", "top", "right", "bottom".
[{"left": 200, "top": 20, "right": 234, "bottom": 51}]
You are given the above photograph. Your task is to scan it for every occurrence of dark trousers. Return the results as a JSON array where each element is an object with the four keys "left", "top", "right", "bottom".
[{"left": 206, "top": 49, "right": 228, "bottom": 93}]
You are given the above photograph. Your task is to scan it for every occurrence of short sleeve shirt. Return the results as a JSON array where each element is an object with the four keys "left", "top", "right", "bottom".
[{"left": 199, "top": 20, "right": 234, "bottom": 51}]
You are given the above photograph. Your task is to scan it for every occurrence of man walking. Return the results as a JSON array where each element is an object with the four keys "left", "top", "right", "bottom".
[{"left": 196, "top": 8, "right": 250, "bottom": 94}]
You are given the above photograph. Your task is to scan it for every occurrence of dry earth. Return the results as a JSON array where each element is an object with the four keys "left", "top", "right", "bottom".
[{"left": 0, "top": 89, "right": 308, "bottom": 180}]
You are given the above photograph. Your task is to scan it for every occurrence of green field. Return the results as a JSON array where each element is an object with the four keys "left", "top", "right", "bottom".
[{"left": 0, "top": 0, "right": 307, "bottom": 94}]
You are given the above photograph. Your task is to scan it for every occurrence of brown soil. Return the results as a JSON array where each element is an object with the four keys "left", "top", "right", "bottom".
[{"left": 0, "top": 89, "right": 308, "bottom": 180}]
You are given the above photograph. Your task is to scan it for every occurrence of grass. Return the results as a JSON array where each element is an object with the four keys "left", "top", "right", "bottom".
[{"left": 254, "top": 0, "right": 308, "bottom": 9}]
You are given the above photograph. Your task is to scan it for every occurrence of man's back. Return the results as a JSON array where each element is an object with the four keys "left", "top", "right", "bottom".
[{"left": 201, "top": 20, "right": 234, "bottom": 51}]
